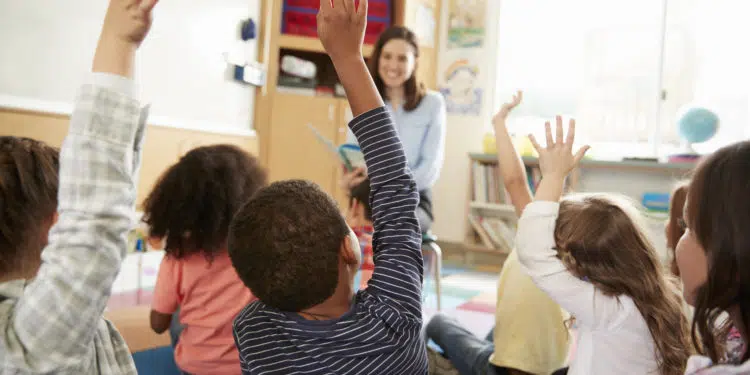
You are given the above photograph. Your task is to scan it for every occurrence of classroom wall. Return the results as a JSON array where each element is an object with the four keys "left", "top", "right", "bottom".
[
  {"left": 430, "top": 0, "right": 502, "bottom": 243},
  {"left": 0, "top": 108, "right": 259, "bottom": 207},
  {"left": 0, "top": 0, "right": 260, "bottom": 134}
]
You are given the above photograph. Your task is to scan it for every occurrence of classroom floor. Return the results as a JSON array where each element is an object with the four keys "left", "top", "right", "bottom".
[{"left": 107, "top": 251, "right": 500, "bottom": 340}]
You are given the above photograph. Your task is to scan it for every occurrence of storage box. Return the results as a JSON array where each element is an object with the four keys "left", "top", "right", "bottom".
[{"left": 282, "top": 0, "right": 392, "bottom": 42}]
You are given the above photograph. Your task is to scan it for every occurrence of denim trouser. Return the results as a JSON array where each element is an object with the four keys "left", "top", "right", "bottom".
[
  {"left": 426, "top": 313, "right": 569, "bottom": 375},
  {"left": 426, "top": 313, "right": 504, "bottom": 375}
]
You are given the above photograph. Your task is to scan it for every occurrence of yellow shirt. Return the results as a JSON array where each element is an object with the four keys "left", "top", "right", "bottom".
[{"left": 489, "top": 250, "right": 570, "bottom": 374}]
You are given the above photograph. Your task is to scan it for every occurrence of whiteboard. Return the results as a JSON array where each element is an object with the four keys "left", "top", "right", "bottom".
[{"left": 0, "top": 0, "right": 260, "bottom": 135}]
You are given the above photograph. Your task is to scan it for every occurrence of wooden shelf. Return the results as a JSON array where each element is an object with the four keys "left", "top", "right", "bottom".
[
  {"left": 469, "top": 153, "right": 695, "bottom": 173},
  {"left": 469, "top": 202, "right": 517, "bottom": 221},
  {"left": 469, "top": 201, "right": 514, "bottom": 212},
  {"left": 278, "top": 35, "right": 374, "bottom": 57}
]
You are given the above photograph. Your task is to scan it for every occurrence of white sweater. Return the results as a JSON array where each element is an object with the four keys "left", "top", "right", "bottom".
[{"left": 516, "top": 201, "right": 660, "bottom": 375}]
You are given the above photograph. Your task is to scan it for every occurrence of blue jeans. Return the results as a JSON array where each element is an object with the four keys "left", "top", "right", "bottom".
[
  {"left": 426, "top": 313, "right": 503, "bottom": 375},
  {"left": 427, "top": 314, "right": 569, "bottom": 375}
]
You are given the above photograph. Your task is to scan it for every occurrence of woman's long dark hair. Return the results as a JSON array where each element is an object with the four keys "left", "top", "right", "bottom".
[
  {"left": 686, "top": 140, "right": 750, "bottom": 363},
  {"left": 368, "top": 26, "right": 426, "bottom": 111}
]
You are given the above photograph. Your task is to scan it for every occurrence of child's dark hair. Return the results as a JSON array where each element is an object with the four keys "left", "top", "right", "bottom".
[
  {"left": 228, "top": 179, "right": 350, "bottom": 312},
  {"left": 349, "top": 178, "right": 372, "bottom": 221},
  {"left": 142, "top": 144, "right": 266, "bottom": 261},
  {"left": 0, "top": 137, "right": 59, "bottom": 275},
  {"left": 686, "top": 140, "right": 750, "bottom": 363}
]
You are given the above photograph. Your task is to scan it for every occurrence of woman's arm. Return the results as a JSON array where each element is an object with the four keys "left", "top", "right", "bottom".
[
  {"left": 492, "top": 91, "right": 533, "bottom": 217},
  {"left": 411, "top": 94, "right": 447, "bottom": 191}
]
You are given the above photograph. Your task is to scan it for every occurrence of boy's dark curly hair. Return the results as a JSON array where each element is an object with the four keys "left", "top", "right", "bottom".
[
  {"left": 228, "top": 179, "right": 350, "bottom": 312},
  {"left": 142, "top": 144, "right": 266, "bottom": 261}
]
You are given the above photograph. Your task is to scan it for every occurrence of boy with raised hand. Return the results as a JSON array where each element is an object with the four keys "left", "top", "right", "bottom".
[
  {"left": 0, "top": 0, "right": 156, "bottom": 373},
  {"left": 228, "top": 0, "right": 428, "bottom": 374}
]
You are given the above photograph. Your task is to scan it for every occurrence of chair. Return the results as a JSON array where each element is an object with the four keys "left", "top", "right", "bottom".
[{"left": 421, "top": 231, "right": 443, "bottom": 311}]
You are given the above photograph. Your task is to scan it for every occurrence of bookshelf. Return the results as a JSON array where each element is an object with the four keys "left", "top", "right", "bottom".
[
  {"left": 464, "top": 152, "right": 697, "bottom": 256},
  {"left": 278, "top": 35, "right": 375, "bottom": 57}
]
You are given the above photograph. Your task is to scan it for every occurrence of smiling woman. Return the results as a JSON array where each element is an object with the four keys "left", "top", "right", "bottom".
[{"left": 343, "top": 26, "right": 447, "bottom": 233}]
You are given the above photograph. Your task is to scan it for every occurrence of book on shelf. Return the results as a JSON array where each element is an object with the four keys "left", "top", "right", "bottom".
[
  {"left": 471, "top": 159, "right": 550, "bottom": 202},
  {"left": 467, "top": 213, "right": 516, "bottom": 252}
]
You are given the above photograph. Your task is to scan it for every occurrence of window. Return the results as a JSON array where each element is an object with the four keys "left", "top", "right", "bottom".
[{"left": 493, "top": 0, "right": 750, "bottom": 159}]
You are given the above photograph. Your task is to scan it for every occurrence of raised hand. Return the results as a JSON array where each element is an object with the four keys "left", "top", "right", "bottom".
[
  {"left": 528, "top": 116, "right": 589, "bottom": 180},
  {"left": 492, "top": 90, "right": 523, "bottom": 127},
  {"left": 102, "top": 0, "right": 159, "bottom": 47},
  {"left": 94, "top": 0, "right": 158, "bottom": 77},
  {"left": 317, "top": 0, "right": 368, "bottom": 61}
]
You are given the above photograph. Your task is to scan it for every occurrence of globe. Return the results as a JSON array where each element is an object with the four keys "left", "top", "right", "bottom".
[{"left": 677, "top": 107, "right": 719, "bottom": 144}]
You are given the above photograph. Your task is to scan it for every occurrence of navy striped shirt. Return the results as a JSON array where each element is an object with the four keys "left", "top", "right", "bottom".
[{"left": 233, "top": 106, "right": 427, "bottom": 374}]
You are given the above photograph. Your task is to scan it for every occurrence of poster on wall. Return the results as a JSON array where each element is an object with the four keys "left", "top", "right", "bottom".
[
  {"left": 439, "top": 57, "right": 483, "bottom": 116},
  {"left": 447, "top": 0, "right": 487, "bottom": 49},
  {"left": 413, "top": 3, "right": 436, "bottom": 47}
]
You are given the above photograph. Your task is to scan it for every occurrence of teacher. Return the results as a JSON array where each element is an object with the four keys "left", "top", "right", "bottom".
[{"left": 343, "top": 26, "right": 447, "bottom": 233}]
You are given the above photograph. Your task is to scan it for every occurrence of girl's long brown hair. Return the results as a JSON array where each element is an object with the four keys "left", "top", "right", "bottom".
[
  {"left": 686, "top": 140, "right": 750, "bottom": 364},
  {"left": 555, "top": 194, "right": 692, "bottom": 375}
]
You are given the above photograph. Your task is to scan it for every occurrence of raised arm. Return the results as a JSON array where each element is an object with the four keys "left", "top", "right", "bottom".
[
  {"left": 319, "top": 0, "right": 423, "bottom": 319},
  {"left": 411, "top": 94, "right": 447, "bottom": 191},
  {"left": 11, "top": 0, "right": 156, "bottom": 367},
  {"left": 493, "top": 91, "right": 532, "bottom": 217},
  {"left": 515, "top": 117, "right": 616, "bottom": 327}
]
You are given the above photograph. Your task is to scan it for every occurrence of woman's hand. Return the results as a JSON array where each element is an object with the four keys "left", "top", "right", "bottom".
[
  {"left": 341, "top": 165, "right": 367, "bottom": 189},
  {"left": 529, "top": 116, "right": 589, "bottom": 181},
  {"left": 492, "top": 90, "right": 523, "bottom": 128}
]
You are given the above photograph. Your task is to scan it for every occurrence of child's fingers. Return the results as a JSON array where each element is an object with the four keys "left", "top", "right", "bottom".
[
  {"left": 331, "top": 0, "right": 346, "bottom": 12},
  {"left": 320, "top": 0, "right": 332, "bottom": 12},
  {"left": 566, "top": 118, "right": 576, "bottom": 145},
  {"left": 528, "top": 134, "right": 543, "bottom": 154},
  {"left": 357, "top": 0, "right": 369, "bottom": 19},
  {"left": 573, "top": 145, "right": 591, "bottom": 164},
  {"left": 123, "top": 0, "right": 138, "bottom": 11},
  {"left": 544, "top": 121, "right": 553, "bottom": 148},
  {"left": 555, "top": 116, "right": 564, "bottom": 145},
  {"left": 139, "top": 0, "right": 158, "bottom": 12},
  {"left": 339, "top": 0, "right": 350, "bottom": 12}
]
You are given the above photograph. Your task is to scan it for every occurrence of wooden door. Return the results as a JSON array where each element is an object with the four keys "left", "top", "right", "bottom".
[{"left": 268, "top": 93, "right": 341, "bottom": 195}]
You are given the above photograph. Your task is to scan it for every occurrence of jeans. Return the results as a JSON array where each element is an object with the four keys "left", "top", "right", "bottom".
[
  {"left": 427, "top": 313, "right": 570, "bottom": 375},
  {"left": 426, "top": 313, "right": 504, "bottom": 375}
]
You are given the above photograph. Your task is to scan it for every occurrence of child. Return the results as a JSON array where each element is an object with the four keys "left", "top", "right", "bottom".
[
  {"left": 516, "top": 117, "right": 692, "bottom": 375},
  {"left": 0, "top": 0, "right": 156, "bottom": 373},
  {"left": 426, "top": 91, "right": 570, "bottom": 375},
  {"left": 676, "top": 141, "right": 750, "bottom": 373},
  {"left": 665, "top": 182, "right": 688, "bottom": 276},
  {"left": 347, "top": 178, "right": 374, "bottom": 290},
  {"left": 145, "top": 144, "right": 266, "bottom": 375},
  {"left": 228, "top": 0, "right": 428, "bottom": 373}
]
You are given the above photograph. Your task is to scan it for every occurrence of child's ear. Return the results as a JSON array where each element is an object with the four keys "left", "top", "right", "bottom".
[{"left": 341, "top": 228, "right": 362, "bottom": 266}]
